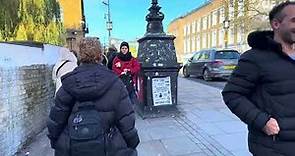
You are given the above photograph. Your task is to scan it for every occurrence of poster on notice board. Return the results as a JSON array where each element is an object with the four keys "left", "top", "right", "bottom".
[{"left": 152, "top": 76, "right": 172, "bottom": 106}]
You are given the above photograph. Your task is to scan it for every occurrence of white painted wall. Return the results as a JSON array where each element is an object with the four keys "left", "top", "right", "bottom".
[
  {"left": 0, "top": 42, "right": 62, "bottom": 156},
  {"left": 0, "top": 43, "right": 60, "bottom": 68}
]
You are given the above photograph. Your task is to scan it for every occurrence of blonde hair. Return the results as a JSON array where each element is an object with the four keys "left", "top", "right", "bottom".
[{"left": 78, "top": 37, "right": 102, "bottom": 64}]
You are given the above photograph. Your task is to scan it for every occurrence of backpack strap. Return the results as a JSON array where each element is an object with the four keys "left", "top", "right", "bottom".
[{"left": 56, "top": 60, "right": 70, "bottom": 76}]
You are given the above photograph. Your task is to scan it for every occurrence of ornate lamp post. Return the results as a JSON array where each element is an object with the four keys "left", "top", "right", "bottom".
[
  {"left": 145, "top": 0, "right": 164, "bottom": 34},
  {"left": 136, "top": 0, "right": 181, "bottom": 118},
  {"left": 81, "top": 0, "right": 89, "bottom": 34}
]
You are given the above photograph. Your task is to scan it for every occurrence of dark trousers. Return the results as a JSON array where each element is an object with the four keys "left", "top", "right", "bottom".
[{"left": 129, "top": 90, "right": 138, "bottom": 106}]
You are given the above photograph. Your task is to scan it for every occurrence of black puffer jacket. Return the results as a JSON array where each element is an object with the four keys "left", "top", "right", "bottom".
[
  {"left": 47, "top": 63, "right": 139, "bottom": 156},
  {"left": 222, "top": 31, "right": 295, "bottom": 142}
]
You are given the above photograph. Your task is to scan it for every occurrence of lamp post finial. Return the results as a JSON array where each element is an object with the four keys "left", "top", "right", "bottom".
[{"left": 152, "top": 0, "right": 157, "bottom": 5}]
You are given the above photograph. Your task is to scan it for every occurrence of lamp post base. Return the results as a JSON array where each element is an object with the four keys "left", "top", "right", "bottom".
[{"left": 135, "top": 104, "right": 180, "bottom": 119}]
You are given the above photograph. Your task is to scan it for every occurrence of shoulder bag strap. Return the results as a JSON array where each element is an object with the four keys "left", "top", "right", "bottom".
[{"left": 56, "top": 60, "right": 70, "bottom": 76}]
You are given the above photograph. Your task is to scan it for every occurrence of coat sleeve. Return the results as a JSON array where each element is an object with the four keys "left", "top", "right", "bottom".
[
  {"left": 114, "top": 82, "right": 140, "bottom": 149},
  {"left": 130, "top": 58, "right": 140, "bottom": 76},
  {"left": 47, "top": 87, "right": 74, "bottom": 148},
  {"left": 222, "top": 52, "right": 270, "bottom": 131},
  {"left": 112, "top": 57, "right": 123, "bottom": 76}
]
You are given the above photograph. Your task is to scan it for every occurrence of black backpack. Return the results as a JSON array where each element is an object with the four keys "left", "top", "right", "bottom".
[{"left": 68, "top": 101, "right": 107, "bottom": 156}]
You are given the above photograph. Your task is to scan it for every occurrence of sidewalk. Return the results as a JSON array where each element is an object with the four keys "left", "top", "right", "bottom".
[{"left": 17, "top": 77, "right": 251, "bottom": 156}]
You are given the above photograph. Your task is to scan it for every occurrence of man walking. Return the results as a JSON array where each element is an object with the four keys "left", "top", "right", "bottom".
[{"left": 222, "top": 1, "right": 295, "bottom": 156}]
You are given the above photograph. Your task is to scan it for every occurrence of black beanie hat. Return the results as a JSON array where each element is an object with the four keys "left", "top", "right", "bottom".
[{"left": 120, "top": 41, "right": 129, "bottom": 50}]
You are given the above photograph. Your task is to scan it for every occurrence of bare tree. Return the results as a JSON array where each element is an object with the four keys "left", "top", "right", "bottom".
[{"left": 221, "top": 0, "right": 284, "bottom": 33}]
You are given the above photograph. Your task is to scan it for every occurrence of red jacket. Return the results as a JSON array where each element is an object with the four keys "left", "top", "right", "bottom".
[{"left": 112, "top": 56, "right": 140, "bottom": 84}]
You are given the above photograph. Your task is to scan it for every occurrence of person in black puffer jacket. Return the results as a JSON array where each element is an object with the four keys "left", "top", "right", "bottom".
[
  {"left": 222, "top": 1, "right": 295, "bottom": 156},
  {"left": 106, "top": 44, "right": 118, "bottom": 70},
  {"left": 47, "top": 37, "right": 140, "bottom": 156}
]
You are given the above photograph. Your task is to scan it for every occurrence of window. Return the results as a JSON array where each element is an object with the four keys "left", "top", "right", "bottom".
[
  {"left": 228, "top": 27, "right": 234, "bottom": 45},
  {"left": 212, "top": 10, "right": 218, "bottom": 26},
  {"left": 238, "top": 1, "right": 244, "bottom": 17},
  {"left": 187, "top": 37, "right": 191, "bottom": 53},
  {"left": 196, "top": 35, "right": 200, "bottom": 51},
  {"left": 212, "top": 30, "right": 217, "bottom": 47},
  {"left": 219, "top": 29, "right": 224, "bottom": 47},
  {"left": 192, "top": 21, "right": 196, "bottom": 34},
  {"left": 193, "top": 52, "right": 201, "bottom": 61},
  {"left": 202, "top": 33, "right": 207, "bottom": 49},
  {"left": 219, "top": 8, "right": 225, "bottom": 24},
  {"left": 183, "top": 26, "right": 187, "bottom": 36},
  {"left": 237, "top": 26, "right": 242, "bottom": 43},
  {"left": 215, "top": 51, "right": 240, "bottom": 59},
  {"left": 192, "top": 37, "right": 195, "bottom": 51},
  {"left": 208, "top": 15, "right": 211, "bottom": 28},
  {"left": 197, "top": 19, "right": 201, "bottom": 32},
  {"left": 237, "top": 24, "right": 245, "bottom": 44},
  {"left": 229, "top": 4, "right": 234, "bottom": 19},
  {"left": 187, "top": 24, "right": 191, "bottom": 35},
  {"left": 229, "top": 0, "right": 234, "bottom": 7},
  {"left": 199, "top": 51, "right": 210, "bottom": 60},
  {"left": 202, "top": 17, "right": 207, "bottom": 30},
  {"left": 183, "top": 40, "right": 187, "bottom": 54}
]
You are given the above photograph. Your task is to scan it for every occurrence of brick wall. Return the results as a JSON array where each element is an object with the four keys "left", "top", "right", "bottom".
[
  {"left": 0, "top": 65, "right": 55, "bottom": 156},
  {"left": 0, "top": 43, "right": 60, "bottom": 156}
]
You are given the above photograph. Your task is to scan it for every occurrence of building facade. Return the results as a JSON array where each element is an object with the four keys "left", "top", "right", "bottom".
[
  {"left": 58, "top": 0, "right": 88, "bottom": 53},
  {"left": 168, "top": 0, "right": 278, "bottom": 63}
]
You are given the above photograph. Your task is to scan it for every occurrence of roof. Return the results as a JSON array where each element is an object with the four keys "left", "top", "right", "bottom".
[{"left": 169, "top": 1, "right": 212, "bottom": 25}]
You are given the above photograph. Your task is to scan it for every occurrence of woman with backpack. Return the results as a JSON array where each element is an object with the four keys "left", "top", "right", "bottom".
[
  {"left": 112, "top": 41, "right": 140, "bottom": 105},
  {"left": 47, "top": 38, "right": 140, "bottom": 156}
]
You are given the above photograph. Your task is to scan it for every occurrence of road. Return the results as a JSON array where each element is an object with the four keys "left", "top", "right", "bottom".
[{"left": 185, "top": 76, "right": 227, "bottom": 90}]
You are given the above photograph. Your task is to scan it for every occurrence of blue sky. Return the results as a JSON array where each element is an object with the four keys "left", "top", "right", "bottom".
[{"left": 84, "top": 0, "right": 206, "bottom": 44}]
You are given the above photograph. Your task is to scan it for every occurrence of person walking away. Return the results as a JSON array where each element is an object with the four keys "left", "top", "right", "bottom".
[
  {"left": 101, "top": 51, "right": 108, "bottom": 67},
  {"left": 52, "top": 48, "right": 77, "bottom": 94},
  {"left": 222, "top": 1, "right": 295, "bottom": 156},
  {"left": 106, "top": 44, "right": 118, "bottom": 70},
  {"left": 47, "top": 37, "right": 140, "bottom": 156},
  {"left": 112, "top": 41, "right": 140, "bottom": 105}
]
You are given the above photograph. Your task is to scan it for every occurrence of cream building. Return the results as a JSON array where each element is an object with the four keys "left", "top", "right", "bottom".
[{"left": 168, "top": 0, "right": 280, "bottom": 63}]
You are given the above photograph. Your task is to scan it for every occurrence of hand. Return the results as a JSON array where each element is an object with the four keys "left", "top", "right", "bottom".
[
  {"left": 115, "top": 62, "right": 121, "bottom": 68},
  {"left": 120, "top": 72, "right": 126, "bottom": 75},
  {"left": 263, "top": 118, "right": 280, "bottom": 136},
  {"left": 123, "top": 68, "right": 130, "bottom": 73}
]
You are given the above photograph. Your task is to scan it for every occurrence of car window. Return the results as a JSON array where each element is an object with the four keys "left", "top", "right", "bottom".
[
  {"left": 215, "top": 51, "right": 239, "bottom": 59},
  {"left": 192, "top": 52, "right": 200, "bottom": 61},
  {"left": 199, "top": 51, "right": 210, "bottom": 60}
]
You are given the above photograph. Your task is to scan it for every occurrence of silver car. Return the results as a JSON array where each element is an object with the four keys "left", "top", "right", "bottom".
[{"left": 183, "top": 49, "right": 240, "bottom": 81}]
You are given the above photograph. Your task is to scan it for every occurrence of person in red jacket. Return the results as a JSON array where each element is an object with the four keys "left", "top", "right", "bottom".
[{"left": 113, "top": 41, "right": 140, "bottom": 104}]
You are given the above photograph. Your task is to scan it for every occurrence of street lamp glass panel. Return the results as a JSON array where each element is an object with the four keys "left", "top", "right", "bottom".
[
  {"left": 107, "top": 22, "right": 112, "bottom": 30},
  {"left": 223, "top": 20, "right": 230, "bottom": 29}
]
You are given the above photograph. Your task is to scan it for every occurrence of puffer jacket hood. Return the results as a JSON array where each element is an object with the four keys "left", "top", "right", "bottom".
[
  {"left": 58, "top": 48, "right": 77, "bottom": 62},
  {"left": 247, "top": 31, "right": 282, "bottom": 51},
  {"left": 61, "top": 64, "right": 118, "bottom": 101}
]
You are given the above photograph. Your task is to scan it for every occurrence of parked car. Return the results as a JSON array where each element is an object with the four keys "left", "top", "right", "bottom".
[{"left": 182, "top": 49, "right": 240, "bottom": 81}]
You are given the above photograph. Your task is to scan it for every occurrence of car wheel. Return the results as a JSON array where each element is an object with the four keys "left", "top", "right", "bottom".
[
  {"left": 203, "top": 69, "right": 212, "bottom": 81},
  {"left": 183, "top": 67, "right": 190, "bottom": 78}
]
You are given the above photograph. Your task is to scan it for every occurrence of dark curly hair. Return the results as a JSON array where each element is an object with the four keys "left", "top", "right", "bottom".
[{"left": 78, "top": 37, "right": 102, "bottom": 64}]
